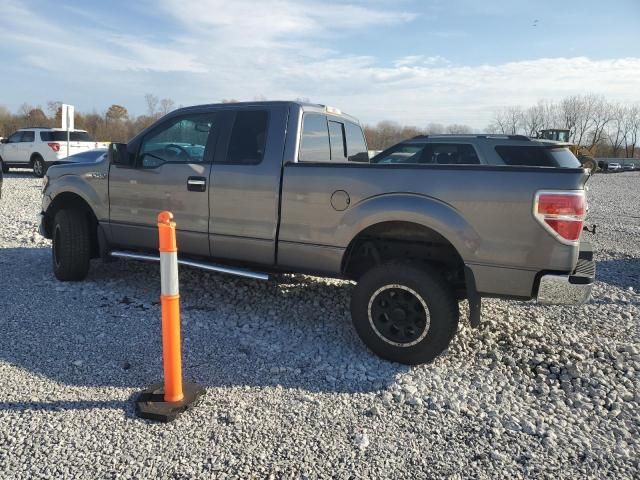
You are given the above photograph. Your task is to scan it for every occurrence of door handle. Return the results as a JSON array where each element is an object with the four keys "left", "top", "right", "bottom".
[{"left": 187, "top": 176, "right": 207, "bottom": 192}]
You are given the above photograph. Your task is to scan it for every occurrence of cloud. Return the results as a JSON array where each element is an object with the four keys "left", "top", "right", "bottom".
[
  {"left": 157, "top": 0, "right": 416, "bottom": 46},
  {"left": 0, "top": 0, "right": 638, "bottom": 129}
]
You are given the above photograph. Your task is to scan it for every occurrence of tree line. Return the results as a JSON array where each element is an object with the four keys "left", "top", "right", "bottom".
[
  {"left": 1, "top": 93, "right": 637, "bottom": 158},
  {"left": 487, "top": 94, "right": 640, "bottom": 158},
  {"left": 0, "top": 94, "right": 176, "bottom": 143}
]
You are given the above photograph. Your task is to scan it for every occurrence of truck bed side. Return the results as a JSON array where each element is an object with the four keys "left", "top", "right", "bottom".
[{"left": 278, "top": 163, "right": 589, "bottom": 298}]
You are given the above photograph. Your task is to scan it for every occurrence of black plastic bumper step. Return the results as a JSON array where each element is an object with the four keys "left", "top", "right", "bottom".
[{"left": 570, "top": 258, "right": 596, "bottom": 285}]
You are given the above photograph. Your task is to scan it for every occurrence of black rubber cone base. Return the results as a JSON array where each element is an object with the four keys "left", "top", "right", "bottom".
[{"left": 135, "top": 381, "right": 205, "bottom": 422}]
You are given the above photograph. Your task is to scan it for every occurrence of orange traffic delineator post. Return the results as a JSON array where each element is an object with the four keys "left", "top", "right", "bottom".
[{"left": 135, "top": 211, "right": 204, "bottom": 422}]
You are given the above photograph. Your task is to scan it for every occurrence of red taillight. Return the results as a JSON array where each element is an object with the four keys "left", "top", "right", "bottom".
[
  {"left": 534, "top": 191, "right": 586, "bottom": 243},
  {"left": 47, "top": 143, "right": 60, "bottom": 152}
]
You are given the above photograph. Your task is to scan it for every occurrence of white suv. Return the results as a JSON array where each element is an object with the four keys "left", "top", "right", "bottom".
[{"left": 0, "top": 128, "right": 99, "bottom": 177}]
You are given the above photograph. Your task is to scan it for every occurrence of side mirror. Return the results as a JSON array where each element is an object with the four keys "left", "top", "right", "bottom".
[{"left": 108, "top": 143, "right": 134, "bottom": 166}]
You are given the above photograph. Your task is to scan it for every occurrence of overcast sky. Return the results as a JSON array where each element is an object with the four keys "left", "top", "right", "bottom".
[{"left": 0, "top": 0, "right": 639, "bottom": 128}]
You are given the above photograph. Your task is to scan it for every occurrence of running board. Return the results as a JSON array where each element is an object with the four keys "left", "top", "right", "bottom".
[{"left": 109, "top": 250, "right": 269, "bottom": 281}]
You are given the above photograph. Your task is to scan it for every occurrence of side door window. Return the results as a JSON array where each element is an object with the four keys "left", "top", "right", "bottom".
[
  {"left": 139, "top": 114, "right": 216, "bottom": 168},
  {"left": 299, "top": 113, "right": 330, "bottom": 162},
  {"left": 20, "top": 131, "right": 35, "bottom": 143},
  {"left": 420, "top": 143, "right": 480, "bottom": 164}
]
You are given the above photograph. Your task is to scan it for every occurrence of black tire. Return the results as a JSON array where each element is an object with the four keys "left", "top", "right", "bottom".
[
  {"left": 32, "top": 155, "right": 46, "bottom": 178},
  {"left": 0, "top": 157, "right": 8, "bottom": 173},
  {"left": 351, "top": 262, "right": 459, "bottom": 365},
  {"left": 52, "top": 209, "right": 91, "bottom": 281}
]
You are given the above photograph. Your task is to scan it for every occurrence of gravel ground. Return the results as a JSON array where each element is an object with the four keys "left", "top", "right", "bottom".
[{"left": 0, "top": 170, "right": 638, "bottom": 479}]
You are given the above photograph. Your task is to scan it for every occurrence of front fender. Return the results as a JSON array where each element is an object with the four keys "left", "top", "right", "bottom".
[
  {"left": 43, "top": 171, "right": 108, "bottom": 223},
  {"left": 339, "top": 193, "right": 481, "bottom": 259}
]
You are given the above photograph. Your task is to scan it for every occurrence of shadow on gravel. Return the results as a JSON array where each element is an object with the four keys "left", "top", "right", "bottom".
[
  {"left": 0, "top": 400, "right": 130, "bottom": 414},
  {"left": 596, "top": 257, "right": 640, "bottom": 291},
  {"left": 0, "top": 246, "right": 408, "bottom": 401},
  {"left": 2, "top": 170, "right": 37, "bottom": 179}
]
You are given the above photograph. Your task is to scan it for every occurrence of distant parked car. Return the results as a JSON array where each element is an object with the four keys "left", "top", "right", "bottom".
[
  {"left": 0, "top": 128, "right": 100, "bottom": 177},
  {"left": 621, "top": 162, "right": 635, "bottom": 171},
  {"left": 608, "top": 162, "right": 622, "bottom": 172}
]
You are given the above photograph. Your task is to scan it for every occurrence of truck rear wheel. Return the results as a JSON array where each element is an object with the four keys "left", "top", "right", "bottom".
[
  {"left": 52, "top": 209, "right": 91, "bottom": 281},
  {"left": 350, "top": 262, "right": 459, "bottom": 365}
]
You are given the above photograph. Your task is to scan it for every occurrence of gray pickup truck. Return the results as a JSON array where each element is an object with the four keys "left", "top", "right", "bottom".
[{"left": 40, "top": 101, "right": 595, "bottom": 364}]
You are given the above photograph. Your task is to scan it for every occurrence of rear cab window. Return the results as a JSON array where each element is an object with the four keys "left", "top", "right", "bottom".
[
  {"left": 299, "top": 113, "right": 368, "bottom": 163},
  {"left": 300, "top": 113, "right": 330, "bottom": 162},
  {"left": 495, "top": 146, "right": 581, "bottom": 168}
]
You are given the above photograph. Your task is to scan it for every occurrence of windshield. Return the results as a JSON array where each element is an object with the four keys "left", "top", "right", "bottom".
[{"left": 371, "top": 144, "right": 424, "bottom": 164}]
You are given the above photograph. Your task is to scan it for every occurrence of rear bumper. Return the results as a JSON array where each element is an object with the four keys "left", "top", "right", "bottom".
[{"left": 537, "top": 257, "right": 595, "bottom": 305}]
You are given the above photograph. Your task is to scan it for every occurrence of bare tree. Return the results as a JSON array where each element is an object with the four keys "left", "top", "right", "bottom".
[
  {"left": 487, "top": 106, "right": 523, "bottom": 135},
  {"left": 17, "top": 103, "right": 33, "bottom": 118},
  {"left": 605, "top": 104, "right": 626, "bottom": 157},
  {"left": 558, "top": 95, "right": 582, "bottom": 142},
  {"left": 424, "top": 122, "right": 444, "bottom": 134},
  {"left": 570, "top": 94, "right": 601, "bottom": 146},
  {"left": 521, "top": 101, "right": 557, "bottom": 137},
  {"left": 445, "top": 124, "right": 473, "bottom": 134},
  {"left": 46, "top": 101, "right": 63, "bottom": 118},
  {"left": 158, "top": 98, "right": 176, "bottom": 115},
  {"left": 587, "top": 96, "right": 615, "bottom": 150},
  {"left": 144, "top": 94, "right": 159, "bottom": 118},
  {"left": 623, "top": 105, "right": 640, "bottom": 158}
]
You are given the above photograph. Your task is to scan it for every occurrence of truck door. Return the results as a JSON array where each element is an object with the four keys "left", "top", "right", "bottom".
[
  {"left": 208, "top": 105, "right": 288, "bottom": 266},
  {"left": 108, "top": 111, "right": 219, "bottom": 257}
]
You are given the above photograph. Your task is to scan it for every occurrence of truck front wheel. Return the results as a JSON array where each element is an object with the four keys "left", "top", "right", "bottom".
[
  {"left": 52, "top": 209, "right": 91, "bottom": 281},
  {"left": 350, "top": 262, "right": 459, "bottom": 365}
]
